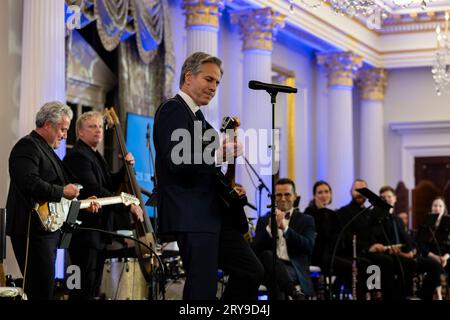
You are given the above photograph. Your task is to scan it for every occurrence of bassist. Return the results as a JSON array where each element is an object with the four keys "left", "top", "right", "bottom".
[{"left": 63, "top": 111, "right": 143, "bottom": 300}]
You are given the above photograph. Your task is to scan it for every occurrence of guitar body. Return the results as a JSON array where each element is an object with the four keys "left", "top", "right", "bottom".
[
  {"left": 216, "top": 171, "right": 249, "bottom": 234},
  {"left": 34, "top": 198, "right": 72, "bottom": 232}
]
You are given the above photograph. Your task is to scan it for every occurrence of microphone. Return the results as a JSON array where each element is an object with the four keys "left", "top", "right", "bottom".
[
  {"left": 146, "top": 123, "right": 150, "bottom": 148},
  {"left": 248, "top": 80, "right": 297, "bottom": 94}
]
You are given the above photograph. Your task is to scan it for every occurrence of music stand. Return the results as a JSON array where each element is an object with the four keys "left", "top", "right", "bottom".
[
  {"left": 59, "top": 201, "right": 81, "bottom": 249},
  {"left": 415, "top": 214, "right": 438, "bottom": 244},
  {"left": 356, "top": 188, "right": 393, "bottom": 210}
]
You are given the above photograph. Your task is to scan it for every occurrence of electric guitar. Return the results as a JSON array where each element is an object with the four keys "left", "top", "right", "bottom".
[
  {"left": 34, "top": 192, "right": 139, "bottom": 232},
  {"left": 216, "top": 116, "right": 249, "bottom": 234}
]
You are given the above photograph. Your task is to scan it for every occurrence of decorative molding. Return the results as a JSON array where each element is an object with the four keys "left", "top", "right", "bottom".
[
  {"left": 183, "top": 0, "right": 225, "bottom": 29},
  {"left": 358, "top": 68, "right": 388, "bottom": 101},
  {"left": 231, "top": 7, "right": 285, "bottom": 52},
  {"left": 389, "top": 120, "right": 450, "bottom": 189},
  {"left": 316, "top": 51, "right": 363, "bottom": 87},
  {"left": 390, "top": 120, "right": 450, "bottom": 135}
]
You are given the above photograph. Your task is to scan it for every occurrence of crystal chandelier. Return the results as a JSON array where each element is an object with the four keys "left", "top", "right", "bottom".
[
  {"left": 289, "top": 0, "right": 432, "bottom": 17},
  {"left": 432, "top": 12, "right": 450, "bottom": 95}
]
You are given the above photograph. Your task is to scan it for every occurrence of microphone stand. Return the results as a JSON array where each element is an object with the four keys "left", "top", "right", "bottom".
[
  {"left": 146, "top": 124, "right": 159, "bottom": 239},
  {"left": 243, "top": 156, "right": 270, "bottom": 219},
  {"left": 249, "top": 81, "right": 297, "bottom": 300}
]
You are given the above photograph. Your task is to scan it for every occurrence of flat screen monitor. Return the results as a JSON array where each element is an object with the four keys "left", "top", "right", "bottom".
[{"left": 125, "top": 113, "right": 156, "bottom": 218}]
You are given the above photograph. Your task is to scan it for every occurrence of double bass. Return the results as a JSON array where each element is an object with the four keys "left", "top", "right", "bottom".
[{"left": 104, "top": 108, "right": 157, "bottom": 284}]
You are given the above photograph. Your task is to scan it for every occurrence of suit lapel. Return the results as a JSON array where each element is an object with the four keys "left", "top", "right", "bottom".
[
  {"left": 30, "top": 131, "right": 68, "bottom": 184},
  {"left": 77, "top": 140, "right": 112, "bottom": 188}
]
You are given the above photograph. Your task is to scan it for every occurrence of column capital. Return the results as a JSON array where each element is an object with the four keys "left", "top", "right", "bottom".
[
  {"left": 231, "top": 7, "right": 285, "bottom": 52},
  {"left": 317, "top": 52, "right": 363, "bottom": 87},
  {"left": 357, "top": 68, "right": 388, "bottom": 101},
  {"left": 183, "top": 0, "right": 225, "bottom": 29}
]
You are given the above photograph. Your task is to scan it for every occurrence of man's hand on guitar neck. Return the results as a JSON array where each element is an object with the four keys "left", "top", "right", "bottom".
[
  {"left": 216, "top": 138, "right": 243, "bottom": 164},
  {"left": 84, "top": 196, "right": 102, "bottom": 213}
]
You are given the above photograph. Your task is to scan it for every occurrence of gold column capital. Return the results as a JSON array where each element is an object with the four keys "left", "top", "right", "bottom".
[
  {"left": 231, "top": 7, "right": 285, "bottom": 52},
  {"left": 183, "top": 0, "right": 225, "bottom": 29},
  {"left": 357, "top": 68, "right": 388, "bottom": 101},
  {"left": 317, "top": 52, "right": 363, "bottom": 87}
]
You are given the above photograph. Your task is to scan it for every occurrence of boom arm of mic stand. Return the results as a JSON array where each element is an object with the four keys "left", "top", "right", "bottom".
[
  {"left": 243, "top": 156, "right": 270, "bottom": 193},
  {"left": 328, "top": 204, "right": 373, "bottom": 299}
]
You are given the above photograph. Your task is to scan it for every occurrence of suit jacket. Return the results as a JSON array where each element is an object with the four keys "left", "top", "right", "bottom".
[
  {"left": 369, "top": 210, "right": 414, "bottom": 254},
  {"left": 336, "top": 201, "right": 373, "bottom": 257},
  {"left": 252, "top": 209, "right": 316, "bottom": 296},
  {"left": 304, "top": 203, "right": 340, "bottom": 269},
  {"left": 6, "top": 131, "right": 69, "bottom": 236},
  {"left": 153, "top": 94, "right": 222, "bottom": 234},
  {"left": 63, "top": 139, "right": 125, "bottom": 250}
]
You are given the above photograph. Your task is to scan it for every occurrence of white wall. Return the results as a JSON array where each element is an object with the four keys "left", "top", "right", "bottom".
[{"left": 384, "top": 67, "right": 450, "bottom": 187}]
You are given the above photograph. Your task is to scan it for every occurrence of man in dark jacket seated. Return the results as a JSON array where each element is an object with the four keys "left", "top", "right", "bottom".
[{"left": 252, "top": 178, "right": 315, "bottom": 300}]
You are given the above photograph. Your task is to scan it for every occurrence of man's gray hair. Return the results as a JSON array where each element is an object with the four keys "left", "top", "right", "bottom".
[
  {"left": 179, "top": 52, "right": 223, "bottom": 88},
  {"left": 35, "top": 101, "right": 73, "bottom": 128},
  {"left": 76, "top": 110, "right": 103, "bottom": 138}
]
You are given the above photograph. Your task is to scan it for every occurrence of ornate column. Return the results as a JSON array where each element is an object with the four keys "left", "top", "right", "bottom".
[
  {"left": 231, "top": 8, "right": 285, "bottom": 216},
  {"left": 317, "top": 52, "right": 363, "bottom": 208},
  {"left": 20, "top": 0, "right": 66, "bottom": 158},
  {"left": 358, "top": 68, "right": 388, "bottom": 193},
  {"left": 183, "top": 0, "right": 224, "bottom": 129}
]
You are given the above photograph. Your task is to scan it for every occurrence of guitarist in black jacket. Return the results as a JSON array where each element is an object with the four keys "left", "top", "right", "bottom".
[
  {"left": 6, "top": 101, "right": 99, "bottom": 300},
  {"left": 63, "top": 111, "right": 143, "bottom": 300},
  {"left": 154, "top": 52, "right": 263, "bottom": 300}
]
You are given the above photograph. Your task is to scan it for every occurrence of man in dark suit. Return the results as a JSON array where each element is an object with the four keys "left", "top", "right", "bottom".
[
  {"left": 6, "top": 101, "right": 99, "bottom": 300},
  {"left": 63, "top": 111, "right": 143, "bottom": 300},
  {"left": 252, "top": 178, "right": 316, "bottom": 300},
  {"left": 154, "top": 52, "right": 263, "bottom": 300}
]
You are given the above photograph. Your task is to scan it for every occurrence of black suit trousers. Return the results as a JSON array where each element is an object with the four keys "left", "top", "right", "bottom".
[
  {"left": 11, "top": 227, "right": 60, "bottom": 300},
  {"left": 177, "top": 222, "right": 264, "bottom": 300}
]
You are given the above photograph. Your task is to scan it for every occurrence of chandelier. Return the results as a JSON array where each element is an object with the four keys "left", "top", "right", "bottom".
[
  {"left": 432, "top": 12, "right": 450, "bottom": 95},
  {"left": 288, "top": 0, "right": 432, "bottom": 22}
]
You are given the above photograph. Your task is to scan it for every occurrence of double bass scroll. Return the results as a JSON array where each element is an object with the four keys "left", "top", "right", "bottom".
[{"left": 104, "top": 107, "right": 157, "bottom": 284}]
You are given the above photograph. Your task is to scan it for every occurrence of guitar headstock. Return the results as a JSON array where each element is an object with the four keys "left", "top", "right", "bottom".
[
  {"left": 120, "top": 192, "right": 140, "bottom": 206},
  {"left": 220, "top": 116, "right": 240, "bottom": 133},
  {"left": 104, "top": 107, "right": 120, "bottom": 129}
]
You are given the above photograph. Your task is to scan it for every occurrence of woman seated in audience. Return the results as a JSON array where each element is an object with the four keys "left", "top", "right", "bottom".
[
  {"left": 304, "top": 181, "right": 370, "bottom": 299},
  {"left": 417, "top": 196, "right": 450, "bottom": 299}
]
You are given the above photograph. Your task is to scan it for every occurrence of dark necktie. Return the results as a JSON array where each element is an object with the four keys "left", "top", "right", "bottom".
[{"left": 195, "top": 109, "right": 206, "bottom": 129}]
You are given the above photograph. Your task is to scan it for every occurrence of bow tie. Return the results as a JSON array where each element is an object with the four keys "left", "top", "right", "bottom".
[{"left": 284, "top": 211, "right": 292, "bottom": 220}]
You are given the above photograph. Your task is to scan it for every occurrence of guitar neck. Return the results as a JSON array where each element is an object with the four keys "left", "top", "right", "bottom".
[{"left": 79, "top": 196, "right": 124, "bottom": 209}]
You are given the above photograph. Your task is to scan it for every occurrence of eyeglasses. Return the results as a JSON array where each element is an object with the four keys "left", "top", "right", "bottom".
[{"left": 275, "top": 193, "right": 293, "bottom": 199}]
